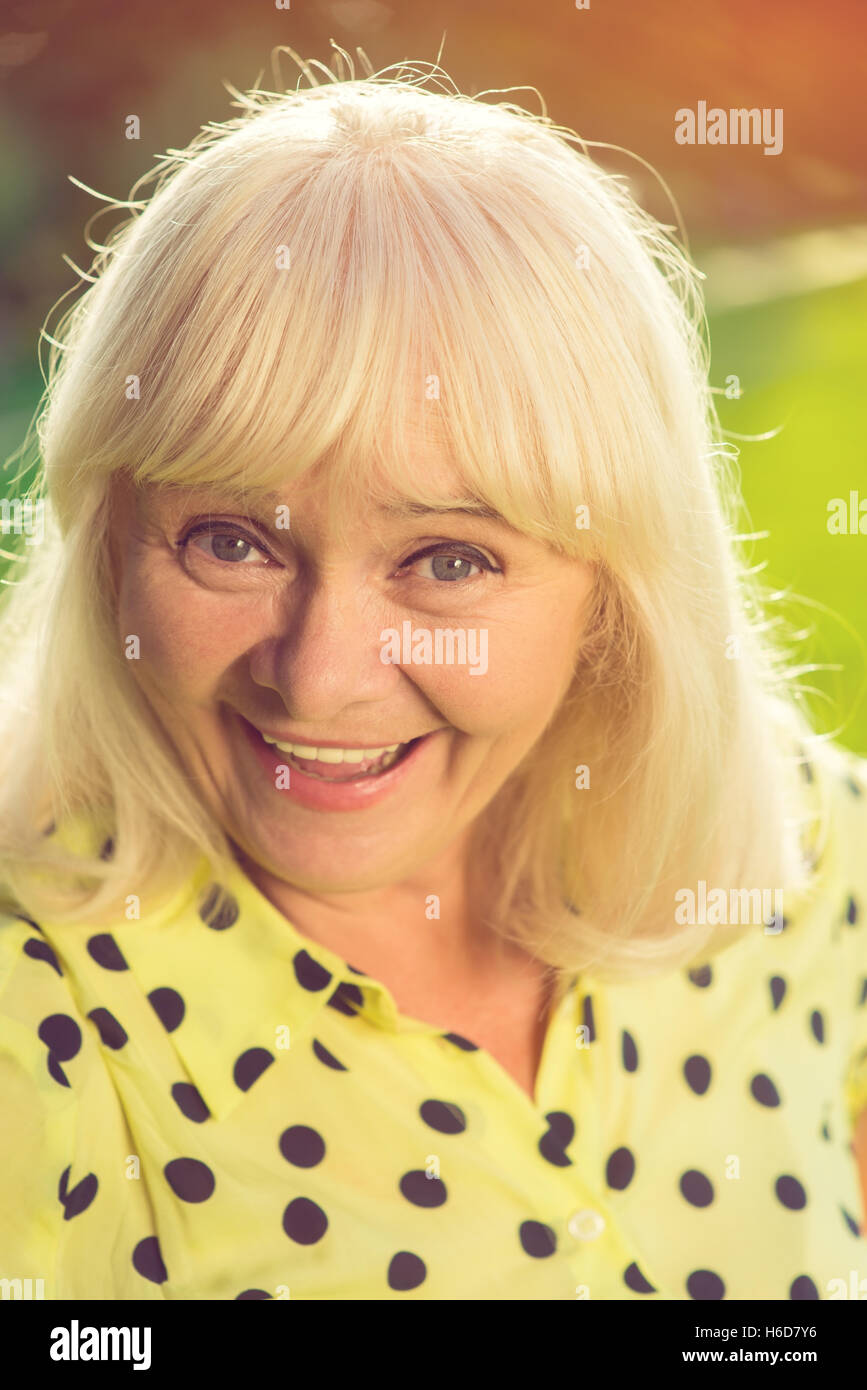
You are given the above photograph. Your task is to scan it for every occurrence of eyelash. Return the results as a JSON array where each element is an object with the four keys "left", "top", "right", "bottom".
[
  {"left": 396, "top": 542, "right": 502, "bottom": 581},
  {"left": 177, "top": 523, "right": 503, "bottom": 583},
  {"left": 179, "top": 521, "right": 272, "bottom": 566}
]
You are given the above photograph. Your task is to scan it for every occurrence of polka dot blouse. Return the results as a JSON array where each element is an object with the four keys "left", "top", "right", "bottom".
[{"left": 1, "top": 743, "right": 866, "bottom": 1301}]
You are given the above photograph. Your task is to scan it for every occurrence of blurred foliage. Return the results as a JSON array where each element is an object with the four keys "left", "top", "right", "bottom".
[
  {"left": 1, "top": 0, "right": 866, "bottom": 365},
  {"left": 712, "top": 278, "right": 867, "bottom": 754}
]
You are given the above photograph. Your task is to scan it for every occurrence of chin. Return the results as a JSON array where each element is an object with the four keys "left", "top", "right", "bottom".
[{"left": 232, "top": 824, "right": 422, "bottom": 896}]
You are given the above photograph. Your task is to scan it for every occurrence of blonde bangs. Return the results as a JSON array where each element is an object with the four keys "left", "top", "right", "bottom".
[{"left": 43, "top": 78, "right": 686, "bottom": 563}]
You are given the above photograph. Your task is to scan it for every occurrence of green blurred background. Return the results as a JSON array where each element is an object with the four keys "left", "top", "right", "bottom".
[{"left": 2, "top": 0, "right": 865, "bottom": 749}]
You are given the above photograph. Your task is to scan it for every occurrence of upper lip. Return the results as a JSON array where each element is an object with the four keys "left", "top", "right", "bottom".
[{"left": 242, "top": 716, "right": 435, "bottom": 749}]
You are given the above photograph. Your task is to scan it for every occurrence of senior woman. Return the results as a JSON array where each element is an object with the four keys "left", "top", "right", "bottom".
[{"left": 0, "top": 55, "right": 865, "bottom": 1302}]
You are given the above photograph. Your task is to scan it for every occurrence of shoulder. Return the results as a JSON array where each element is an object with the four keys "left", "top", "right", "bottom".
[
  {"left": 706, "top": 740, "right": 867, "bottom": 1039},
  {"left": 796, "top": 741, "right": 867, "bottom": 1117},
  {"left": 0, "top": 908, "right": 93, "bottom": 1271},
  {"left": 0, "top": 906, "right": 91, "bottom": 1121},
  {"left": 804, "top": 739, "right": 867, "bottom": 916}
]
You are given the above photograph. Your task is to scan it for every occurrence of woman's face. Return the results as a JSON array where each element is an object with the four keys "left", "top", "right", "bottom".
[{"left": 111, "top": 445, "right": 595, "bottom": 893}]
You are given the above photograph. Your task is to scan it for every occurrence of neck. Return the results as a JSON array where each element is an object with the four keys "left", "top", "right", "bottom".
[{"left": 232, "top": 832, "right": 510, "bottom": 982}]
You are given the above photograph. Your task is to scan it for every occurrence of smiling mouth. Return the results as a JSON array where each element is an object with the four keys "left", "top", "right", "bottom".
[{"left": 256, "top": 732, "right": 424, "bottom": 782}]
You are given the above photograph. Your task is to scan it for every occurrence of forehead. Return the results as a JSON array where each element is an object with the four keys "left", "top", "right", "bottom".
[{"left": 119, "top": 436, "right": 500, "bottom": 525}]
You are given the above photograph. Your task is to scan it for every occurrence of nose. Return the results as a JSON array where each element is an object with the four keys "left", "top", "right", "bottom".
[{"left": 248, "top": 573, "right": 400, "bottom": 723}]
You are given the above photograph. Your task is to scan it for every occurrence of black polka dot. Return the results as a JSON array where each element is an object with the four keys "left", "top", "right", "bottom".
[
  {"left": 282, "top": 1197, "right": 327, "bottom": 1244},
  {"left": 845, "top": 895, "right": 859, "bottom": 925},
  {"left": 38, "top": 1014, "right": 81, "bottom": 1060},
  {"left": 87, "top": 1007, "right": 128, "bottom": 1050},
  {"left": 750, "top": 1073, "right": 781, "bottom": 1107},
  {"left": 148, "top": 987, "right": 185, "bottom": 1032},
  {"left": 769, "top": 975, "right": 786, "bottom": 1010},
  {"left": 24, "top": 938, "right": 62, "bottom": 975},
  {"left": 234, "top": 1047, "right": 274, "bottom": 1091},
  {"left": 624, "top": 1262, "right": 657, "bottom": 1294},
  {"left": 683, "top": 1055, "right": 711, "bottom": 1095},
  {"left": 236, "top": 1289, "right": 272, "bottom": 1299},
  {"left": 86, "top": 934, "right": 129, "bottom": 970},
  {"left": 687, "top": 964, "right": 712, "bottom": 988},
  {"left": 171, "top": 1083, "right": 210, "bottom": 1123},
  {"left": 841, "top": 1205, "right": 861, "bottom": 1237},
  {"left": 312, "top": 1038, "right": 347, "bottom": 1070},
  {"left": 606, "top": 1146, "right": 635, "bottom": 1190},
  {"left": 775, "top": 1175, "right": 807, "bottom": 1210},
  {"left": 809, "top": 1010, "right": 825, "bottom": 1043},
  {"left": 387, "top": 1251, "right": 426, "bottom": 1290},
  {"left": 58, "top": 1166, "right": 98, "bottom": 1220},
  {"left": 442, "top": 1032, "right": 479, "bottom": 1051},
  {"left": 399, "top": 1171, "right": 447, "bottom": 1207},
  {"left": 47, "top": 1055, "right": 70, "bottom": 1087},
  {"left": 327, "top": 981, "right": 364, "bottom": 1016},
  {"left": 686, "top": 1269, "right": 725, "bottom": 1299},
  {"left": 99, "top": 836, "right": 114, "bottom": 861},
  {"left": 198, "top": 884, "right": 240, "bottom": 931},
  {"left": 581, "top": 994, "right": 596, "bottom": 1042},
  {"left": 293, "top": 950, "right": 332, "bottom": 992},
  {"left": 164, "top": 1157, "right": 215, "bottom": 1203},
  {"left": 859, "top": 978, "right": 867, "bottom": 1008},
  {"left": 539, "top": 1111, "right": 575, "bottom": 1167},
  {"left": 279, "top": 1125, "right": 325, "bottom": 1168},
  {"left": 419, "top": 1099, "right": 467, "bottom": 1134},
  {"left": 790, "top": 1275, "right": 819, "bottom": 1299},
  {"left": 821, "top": 1120, "right": 832, "bottom": 1142},
  {"left": 132, "top": 1235, "right": 168, "bottom": 1284},
  {"left": 519, "top": 1220, "right": 557, "bottom": 1257},
  {"left": 680, "top": 1169, "right": 714, "bottom": 1207},
  {"left": 621, "top": 1030, "right": 638, "bottom": 1072},
  {"left": 847, "top": 775, "right": 863, "bottom": 797}
]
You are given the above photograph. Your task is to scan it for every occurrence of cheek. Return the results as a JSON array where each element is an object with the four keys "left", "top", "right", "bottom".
[
  {"left": 117, "top": 560, "right": 253, "bottom": 699},
  {"left": 408, "top": 607, "right": 579, "bottom": 739}
]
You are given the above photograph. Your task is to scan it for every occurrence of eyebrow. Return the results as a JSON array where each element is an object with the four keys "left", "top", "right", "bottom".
[
  {"left": 376, "top": 499, "right": 507, "bottom": 522},
  {"left": 149, "top": 486, "right": 508, "bottom": 527}
]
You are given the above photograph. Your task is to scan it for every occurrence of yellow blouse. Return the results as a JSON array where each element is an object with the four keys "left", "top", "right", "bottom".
[{"left": 1, "top": 743, "right": 866, "bottom": 1301}]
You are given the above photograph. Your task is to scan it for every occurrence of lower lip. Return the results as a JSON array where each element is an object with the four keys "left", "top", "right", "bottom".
[{"left": 236, "top": 715, "right": 442, "bottom": 812}]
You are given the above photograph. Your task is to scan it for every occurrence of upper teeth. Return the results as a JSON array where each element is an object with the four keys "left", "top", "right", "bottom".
[{"left": 260, "top": 737, "right": 403, "bottom": 764}]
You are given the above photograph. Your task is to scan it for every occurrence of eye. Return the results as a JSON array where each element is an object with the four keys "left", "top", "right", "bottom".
[
  {"left": 399, "top": 543, "right": 501, "bottom": 583},
  {"left": 179, "top": 522, "right": 272, "bottom": 566}
]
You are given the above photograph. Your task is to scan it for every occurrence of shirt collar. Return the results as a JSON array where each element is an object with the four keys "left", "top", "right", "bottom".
[{"left": 52, "top": 852, "right": 444, "bottom": 1123}]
